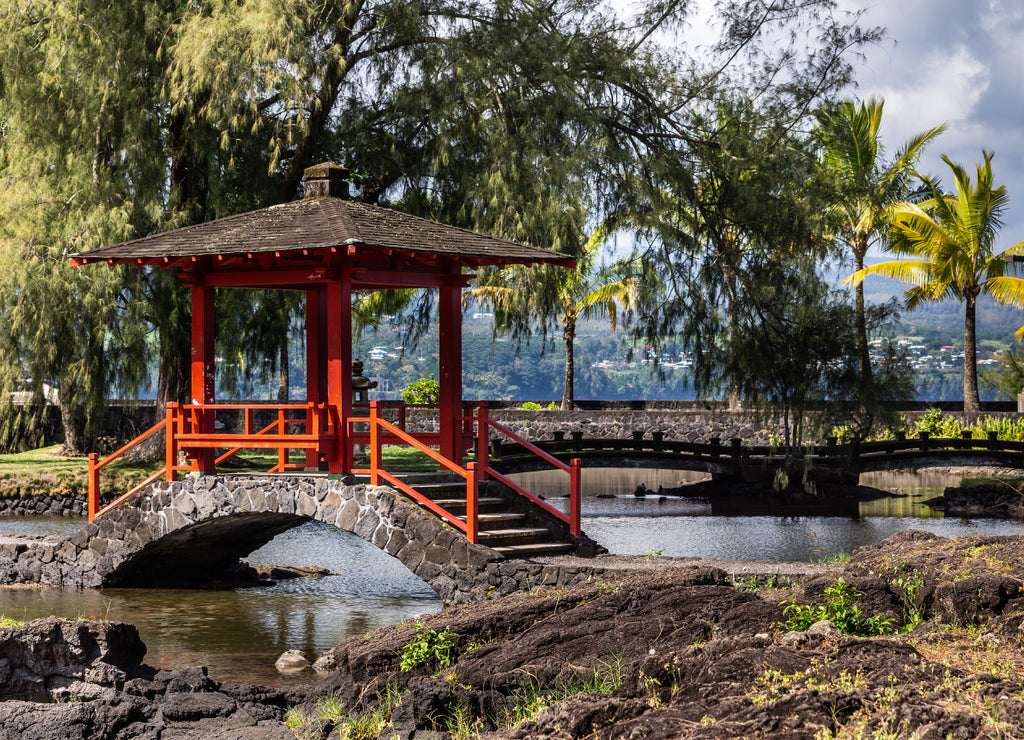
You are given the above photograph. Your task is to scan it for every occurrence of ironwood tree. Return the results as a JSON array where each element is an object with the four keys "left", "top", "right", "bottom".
[{"left": 0, "top": 0, "right": 881, "bottom": 452}]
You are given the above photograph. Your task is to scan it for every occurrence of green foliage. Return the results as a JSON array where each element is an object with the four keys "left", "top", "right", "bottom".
[
  {"left": 849, "top": 151, "right": 1024, "bottom": 411},
  {"left": 401, "top": 375, "right": 440, "bottom": 406},
  {"left": 889, "top": 569, "right": 927, "bottom": 630},
  {"left": 816, "top": 96, "right": 945, "bottom": 383},
  {"left": 398, "top": 619, "right": 456, "bottom": 671},
  {"left": 519, "top": 402, "right": 543, "bottom": 410},
  {"left": 780, "top": 578, "right": 894, "bottom": 636},
  {"left": 0, "top": 615, "right": 22, "bottom": 628},
  {"left": 913, "top": 408, "right": 964, "bottom": 438},
  {"left": 287, "top": 683, "right": 406, "bottom": 740}
]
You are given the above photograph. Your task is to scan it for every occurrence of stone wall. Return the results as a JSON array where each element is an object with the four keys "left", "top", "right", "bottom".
[
  {"left": 0, "top": 475, "right": 608, "bottom": 604},
  {"left": 0, "top": 493, "right": 87, "bottom": 517}
]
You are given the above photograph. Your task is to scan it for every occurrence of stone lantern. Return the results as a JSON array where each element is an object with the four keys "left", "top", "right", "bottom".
[{"left": 352, "top": 360, "right": 378, "bottom": 460}]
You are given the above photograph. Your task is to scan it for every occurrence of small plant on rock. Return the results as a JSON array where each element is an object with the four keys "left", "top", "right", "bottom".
[
  {"left": 398, "top": 619, "right": 456, "bottom": 671},
  {"left": 780, "top": 577, "right": 894, "bottom": 636},
  {"left": 889, "top": 569, "right": 927, "bottom": 630}
]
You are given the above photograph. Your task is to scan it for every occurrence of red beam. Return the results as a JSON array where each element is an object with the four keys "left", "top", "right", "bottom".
[
  {"left": 201, "top": 267, "right": 335, "bottom": 287},
  {"left": 344, "top": 269, "right": 469, "bottom": 289}
]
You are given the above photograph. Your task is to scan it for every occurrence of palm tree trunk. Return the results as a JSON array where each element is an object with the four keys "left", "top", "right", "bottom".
[
  {"left": 964, "top": 293, "right": 981, "bottom": 412},
  {"left": 854, "top": 245, "right": 873, "bottom": 384},
  {"left": 561, "top": 316, "right": 576, "bottom": 411}
]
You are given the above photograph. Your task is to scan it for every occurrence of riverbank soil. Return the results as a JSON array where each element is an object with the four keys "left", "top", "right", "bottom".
[{"left": 295, "top": 530, "right": 1024, "bottom": 739}]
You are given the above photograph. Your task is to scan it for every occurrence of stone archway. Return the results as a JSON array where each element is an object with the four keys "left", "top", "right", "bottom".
[{"left": 54, "top": 476, "right": 500, "bottom": 603}]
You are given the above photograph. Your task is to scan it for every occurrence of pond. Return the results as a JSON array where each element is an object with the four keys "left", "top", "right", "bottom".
[{"left": 0, "top": 467, "right": 1021, "bottom": 685}]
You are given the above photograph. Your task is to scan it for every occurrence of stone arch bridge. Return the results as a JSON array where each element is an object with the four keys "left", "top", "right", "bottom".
[{"left": 0, "top": 476, "right": 603, "bottom": 604}]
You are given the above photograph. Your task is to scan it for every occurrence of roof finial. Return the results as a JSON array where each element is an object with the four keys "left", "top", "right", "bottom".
[{"left": 302, "top": 163, "right": 349, "bottom": 199}]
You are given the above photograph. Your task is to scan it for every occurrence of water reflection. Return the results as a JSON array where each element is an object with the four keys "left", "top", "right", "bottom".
[
  {"left": 0, "top": 521, "right": 440, "bottom": 686},
  {"left": 508, "top": 467, "right": 1024, "bottom": 563}
]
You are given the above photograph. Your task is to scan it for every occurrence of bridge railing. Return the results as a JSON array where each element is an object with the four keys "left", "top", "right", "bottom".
[
  {"left": 87, "top": 413, "right": 172, "bottom": 522},
  {"left": 350, "top": 400, "right": 480, "bottom": 543},
  {"left": 483, "top": 428, "right": 1024, "bottom": 471},
  {"left": 464, "top": 403, "right": 581, "bottom": 537},
  {"left": 173, "top": 401, "right": 332, "bottom": 473}
]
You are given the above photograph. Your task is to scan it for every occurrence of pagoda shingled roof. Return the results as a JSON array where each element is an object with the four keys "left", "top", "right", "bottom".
[{"left": 71, "top": 196, "right": 575, "bottom": 269}]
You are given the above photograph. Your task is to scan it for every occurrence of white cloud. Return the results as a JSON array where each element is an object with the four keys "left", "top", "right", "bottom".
[{"left": 873, "top": 45, "right": 989, "bottom": 142}]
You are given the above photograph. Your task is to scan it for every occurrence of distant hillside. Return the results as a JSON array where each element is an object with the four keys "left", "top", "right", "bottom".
[{"left": 861, "top": 276, "right": 1024, "bottom": 343}]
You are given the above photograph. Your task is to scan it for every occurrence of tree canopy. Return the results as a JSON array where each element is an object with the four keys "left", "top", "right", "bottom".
[{"left": 0, "top": 0, "right": 883, "bottom": 450}]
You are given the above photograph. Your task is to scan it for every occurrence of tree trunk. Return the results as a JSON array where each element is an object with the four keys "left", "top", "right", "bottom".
[
  {"left": 726, "top": 267, "right": 742, "bottom": 411},
  {"left": 277, "top": 338, "right": 290, "bottom": 403},
  {"left": 561, "top": 316, "right": 576, "bottom": 411},
  {"left": 963, "top": 293, "right": 981, "bottom": 412},
  {"left": 59, "top": 396, "right": 88, "bottom": 455},
  {"left": 854, "top": 243, "right": 873, "bottom": 385}
]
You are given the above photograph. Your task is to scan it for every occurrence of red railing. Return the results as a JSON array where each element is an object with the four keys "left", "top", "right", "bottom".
[
  {"left": 87, "top": 401, "right": 333, "bottom": 522},
  {"left": 350, "top": 401, "right": 480, "bottom": 542},
  {"left": 88, "top": 400, "right": 580, "bottom": 543},
  {"left": 464, "top": 403, "right": 581, "bottom": 537},
  {"left": 176, "top": 401, "right": 331, "bottom": 472}
]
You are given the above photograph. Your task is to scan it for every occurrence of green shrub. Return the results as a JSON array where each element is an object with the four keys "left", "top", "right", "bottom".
[
  {"left": 779, "top": 577, "right": 894, "bottom": 636},
  {"left": 398, "top": 619, "right": 456, "bottom": 671},
  {"left": 519, "top": 402, "right": 543, "bottom": 410},
  {"left": 913, "top": 408, "right": 964, "bottom": 439},
  {"left": 401, "top": 375, "right": 440, "bottom": 405}
]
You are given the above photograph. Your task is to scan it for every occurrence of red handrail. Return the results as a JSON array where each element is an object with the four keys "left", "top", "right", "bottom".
[
  {"left": 351, "top": 401, "right": 480, "bottom": 542},
  {"left": 87, "top": 416, "right": 169, "bottom": 522},
  {"left": 470, "top": 404, "right": 581, "bottom": 536}
]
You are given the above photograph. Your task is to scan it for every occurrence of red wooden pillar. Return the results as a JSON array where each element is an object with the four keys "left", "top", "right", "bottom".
[
  {"left": 326, "top": 278, "right": 352, "bottom": 476},
  {"left": 438, "top": 280, "right": 463, "bottom": 462},
  {"left": 305, "top": 288, "right": 325, "bottom": 469},
  {"left": 190, "top": 282, "right": 216, "bottom": 473}
]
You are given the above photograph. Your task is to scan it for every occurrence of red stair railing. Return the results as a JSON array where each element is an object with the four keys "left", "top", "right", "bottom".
[
  {"left": 350, "top": 400, "right": 480, "bottom": 542},
  {"left": 464, "top": 403, "right": 581, "bottom": 537}
]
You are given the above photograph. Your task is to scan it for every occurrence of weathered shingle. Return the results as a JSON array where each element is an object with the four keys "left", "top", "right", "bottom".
[{"left": 71, "top": 197, "right": 574, "bottom": 267}]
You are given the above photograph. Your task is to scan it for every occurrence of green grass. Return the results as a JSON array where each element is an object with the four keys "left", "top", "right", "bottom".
[
  {"left": 0, "top": 615, "right": 23, "bottom": 628},
  {"left": 0, "top": 445, "right": 158, "bottom": 498}
]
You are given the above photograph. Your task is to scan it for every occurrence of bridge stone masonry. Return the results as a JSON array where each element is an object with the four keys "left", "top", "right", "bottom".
[{"left": 0, "top": 475, "right": 606, "bottom": 604}]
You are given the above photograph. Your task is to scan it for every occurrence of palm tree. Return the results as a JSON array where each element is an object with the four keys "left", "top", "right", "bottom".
[
  {"left": 470, "top": 224, "right": 641, "bottom": 409},
  {"left": 817, "top": 97, "right": 946, "bottom": 382},
  {"left": 846, "top": 151, "right": 1024, "bottom": 412}
]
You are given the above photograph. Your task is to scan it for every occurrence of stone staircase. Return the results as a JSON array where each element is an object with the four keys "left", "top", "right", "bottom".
[{"left": 396, "top": 473, "right": 577, "bottom": 557}]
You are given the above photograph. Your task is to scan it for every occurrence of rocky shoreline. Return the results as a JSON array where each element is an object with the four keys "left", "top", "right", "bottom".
[
  {"left": 925, "top": 481, "right": 1024, "bottom": 519},
  {"left": 2, "top": 530, "right": 1023, "bottom": 738}
]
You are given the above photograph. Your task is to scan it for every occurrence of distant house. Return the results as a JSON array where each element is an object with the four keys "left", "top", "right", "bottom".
[{"left": 8, "top": 379, "right": 59, "bottom": 406}]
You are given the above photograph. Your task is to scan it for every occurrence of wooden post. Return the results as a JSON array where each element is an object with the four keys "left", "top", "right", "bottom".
[
  {"left": 190, "top": 282, "right": 216, "bottom": 474},
  {"left": 165, "top": 403, "right": 179, "bottom": 482},
  {"left": 466, "top": 461, "right": 478, "bottom": 544},
  {"left": 87, "top": 453, "right": 99, "bottom": 522},
  {"left": 326, "top": 279, "right": 353, "bottom": 475},
  {"left": 277, "top": 408, "right": 288, "bottom": 472},
  {"left": 569, "top": 458, "right": 581, "bottom": 537},
  {"left": 477, "top": 403, "right": 489, "bottom": 482},
  {"left": 305, "top": 288, "right": 323, "bottom": 469},
  {"left": 438, "top": 281, "right": 463, "bottom": 463},
  {"left": 369, "top": 401, "right": 381, "bottom": 486}
]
